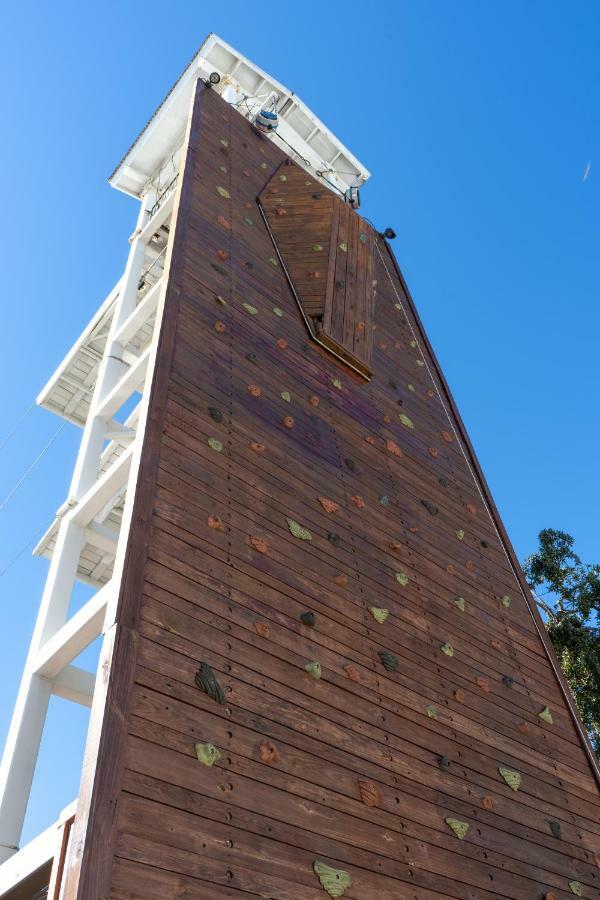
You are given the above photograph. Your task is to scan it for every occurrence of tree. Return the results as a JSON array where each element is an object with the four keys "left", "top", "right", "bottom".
[{"left": 523, "top": 529, "right": 600, "bottom": 754}]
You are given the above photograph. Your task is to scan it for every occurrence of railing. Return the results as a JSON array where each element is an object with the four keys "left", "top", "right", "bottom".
[
  {"left": 148, "top": 173, "right": 178, "bottom": 219},
  {"left": 137, "top": 246, "right": 167, "bottom": 299}
]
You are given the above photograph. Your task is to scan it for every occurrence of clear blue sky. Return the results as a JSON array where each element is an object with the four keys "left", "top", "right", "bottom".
[{"left": 1, "top": 0, "right": 598, "bottom": 847}]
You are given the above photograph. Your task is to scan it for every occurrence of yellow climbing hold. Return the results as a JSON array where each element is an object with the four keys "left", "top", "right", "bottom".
[
  {"left": 242, "top": 303, "right": 258, "bottom": 315},
  {"left": 287, "top": 518, "right": 312, "bottom": 541},
  {"left": 398, "top": 414, "right": 414, "bottom": 429},
  {"left": 454, "top": 597, "right": 465, "bottom": 612},
  {"left": 338, "top": 242, "right": 348, "bottom": 252},
  {"left": 313, "top": 860, "right": 351, "bottom": 897},
  {"left": 207, "top": 438, "right": 223, "bottom": 452},
  {"left": 305, "top": 661, "right": 321, "bottom": 679},
  {"left": 569, "top": 881, "right": 583, "bottom": 896},
  {"left": 395, "top": 302, "right": 402, "bottom": 310},
  {"left": 426, "top": 704, "right": 438, "bottom": 719},
  {"left": 410, "top": 340, "right": 417, "bottom": 348},
  {"left": 369, "top": 607, "right": 389, "bottom": 624},
  {"left": 313, "top": 243, "right": 324, "bottom": 251},
  {"left": 269, "top": 257, "right": 278, "bottom": 265},
  {"left": 538, "top": 706, "right": 553, "bottom": 724},
  {"left": 395, "top": 571, "right": 409, "bottom": 586},
  {"left": 416, "top": 359, "right": 425, "bottom": 367},
  {"left": 456, "top": 529, "right": 465, "bottom": 541},
  {"left": 216, "top": 186, "right": 230, "bottom": 199},
  {"left": 332, "top": 378, "right": 342, "bottom": 389},
  {"left": 499, "top": 767, "right": 522, "bottom": 791},
  {"left": 440, "top": 642, "right": 454, "bottom": 657},
  {"left": 273, "top": 306, "right": 283, "bottom": 317},
  {"left": 195, "top": 742, "right": 221, "bottom": 766},
  {"left": 445, "top": 818, "right": 469, "bottom": 840},
  {"left": 281, "top": 391, "right": 291, "bottom": 402},
  {"left": 501, "top": 595, "right": 511, "bottom": 608},
  {"left": 220, "top": 138, "right": 229, "bottom": 147}
]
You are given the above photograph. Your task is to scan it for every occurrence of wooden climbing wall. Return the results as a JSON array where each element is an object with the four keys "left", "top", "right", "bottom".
[{"left": 65, "top": 81, "right": 600, "bottom": 900}]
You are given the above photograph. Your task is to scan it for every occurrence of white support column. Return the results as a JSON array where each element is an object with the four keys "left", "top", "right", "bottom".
[{"left": 0, "top": 188, "right": 156, "bottom": 864}]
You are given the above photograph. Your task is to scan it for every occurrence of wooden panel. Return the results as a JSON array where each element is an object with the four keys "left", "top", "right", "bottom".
[
  {"left": 260, "top": 162, "right": 375, "bottom": 378},
  {"left": 68, "top": 81, "right": 600, "bottom": 900}
]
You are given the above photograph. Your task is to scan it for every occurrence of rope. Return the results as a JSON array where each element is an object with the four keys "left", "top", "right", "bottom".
[
  {"left": 0, "top": 421, "right": 68, "bottom": 514},
  {"left": 0, "top": 400, "right": 36, "bottom": 454},
  {"left": 0, "top": 518, "right": 53, "bottom": 579}
]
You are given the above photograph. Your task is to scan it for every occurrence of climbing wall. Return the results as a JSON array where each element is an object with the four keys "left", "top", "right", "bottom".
[{"left": 67, "top": 81, "right": 600, "bottom": 900}]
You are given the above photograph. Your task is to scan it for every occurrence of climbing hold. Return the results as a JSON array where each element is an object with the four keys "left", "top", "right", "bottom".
[
  {"left": 208, "top": 437, "right": 223, "bottom": 452},
  {"left": 313, "top": 860, "right": 351, "bottom": 897},
  {"left": 501, "top": 595, "right": 511, "bottom": 608},
  {"left": 247, "top": 384, "right": 262, "bottom": 397},
  {"left": 378, "top": 650, "right": 398, "bottom": 672},
  {"left": 410, "top": 340, "right": 417, "bottom": 349},
  {"left": 344, "top": 457, "right": 356, "bottom": 472},
  {"left": 195, "top": 742, "right": 221, "bottom": 767},
  {"left": 244, "top": 216, "right": 254, "bottom": 225},
  {"left": 287, "top": 518, "right": 312, "bottom": 541},
  {"left": 359, "top": 232, "right": 367, "bottom": 243},
  {"left": 438, "top": 755, "right": 451, "bottom": 771},
  {"left": 379, "top": 495, "right": 390, "bottom": 507},
  {"left": 273, "top": 306, "right": 283, "bottom": 317},
  {"left": 440, "top": 643, "right": 454, "bottom": 657},
  {"left": 259, "top": 741, "right": 280, "bottom": 763},
  {"left": 194, "top": 663, "right": 225, "bottom": 705},
  {"left": 389, "top": 378, "right": 398, "bottom": 389},
  {"left": 300, "top": 611, "right": 316, "bottom": 626},
  {"left": 369, "top": 607, "right": 389, "bottom": 624},
  {"left": 426, "top": 704, "right": 438, "bottom": 719},
  {"left": 416, "top": 359, "right": 424, "bottom": 367},
  {"left": 219, "top": 138, "right": 229, "bottom": 147},
  {"left": 548, "top": 820, "right": 561, "bottom": 839},
  {"left": 242, "top": 303, "right": 258, "bottom": 315},
  {"left": 398, "top": 414, "right": 414, "bottom": 429},
  {"left": 318, "top": 497, "right": 340, "bottom": 514},
  {"left": 215, "top": 295, "right": 227, "bottom": 306},
  {"left": 476, "top": 677, "right": 490, "bottom": 693},
  {"left": 499, "top": 767, "right": 522, "bottom": 791},
  {"left": 334, "top": 574, "right": 347, "bottom": 587},
  {"left": 214, "top": 321, "right": 226, "bottom": 333},
  {"left": 421, "top": 499, "right": 438, "bottom": 516},
  {"left": 481, "top": 540, "right": 490, "bottom": 548},
  {"left": 332, "top": 378, "right": 342, "bottom": 389},
  {"left": 217, "top": 215, "right": 231, "bottom": 230},
  {"left": 456, "top": 529, "right": 465, "bottom": 541},
  {"left": 216, "top": 249, "right": 229, "bottom": 261},
  {"left": 538, "top": 706, "right": 553, "bottom": 724},
  {"left": 308, "top": 270, "right": 321, "bottom": 279},
  {"left": 305, "top": 661, "right": 322, "bottom": 679},
  {"left": 358, "top": 778, "right": 382, "bottom": 807},
  {"left": 386, "top": 439, "right": 403, "bottom": 457},
  {"left": 364, "top": 434, "right": 375, "bottom": 444},
  {"left": 569, "top": 882, "right": 583, "bottom": 896},
  {"left": 207, "top": 515, "right": 224, "bottom": 531},
  {"left": 282, "top": 416, "right": 294, "bottom": 429},
  {"left": 281, "top": 391, "right": 291, "bottom": 402},
  {"left": 338, "top": 242, "right": 348, "bottom": 252},
  {"left": 328, "top": 532, "right": 341, "bottom": 546},
  {"left": 249, "top": 536, "right": 268, "bottom": 554},
  {"left": 545, "top": 894, "right": 558, "bottom": 900},
  {"left": 350, "top": 495, "right": 365, "bottom": 509},
  {"left": 254, "top": 622, "right": 271, "bottom": 638},
  {"left": 344, "top": 664, "right": 361, "bottom": 683},
  {"left": 246, "top": 351, "right": 257, "bottom": 363},
  {"left": 439, "top": 476, "right": 449, "bottom": 487},
  {"left": 208, "top": 407, "right": 223, "bottom": 423},
  {"left": 309, "top": 395, "right": 320, "bottom": 407},
  {"left": 395, "top": 571, "right": 409, "bottom": 586},
  {"left": 454, "top": 597, "right": 465, "bottom": 612},
  {"left": 277, "top": 339, "right": 287, "bottom": 349},
  {"left": 250, "top": 441, "right": 265, "bottom": 453},
  {"left": 211, "top": 263, "right": 227, "bottom": 276},
  {"left": 441, "top": 430, "right": 453, "bottom": 443},
  {"left": 313, "top": 243, "right": 324, "bottom": 251},
  {"left": 407, "top": 383, "right": 415, "bottom": 392},
  {"left": 502, "top": 675, "right": 514, "bottom": 688},
  {"left": 491, "top": 638, "right": 502, "bottom": 651},
  {"left": 445, "top": 818, "right": 469, "bottom": 840},
  {"left": 454, "top": 688, "right": 465, "bottom": 702},
  {"left": 482, "top": 795, "right": 494, "bottom": 810},
  {"left": 269, "top": 257, "right": 278, "bottom": 266},
  {"left": 466, "top": 502, "right": 477, "bottom": 515},
  {"left": 216, "top": 186, "right": 230, "bottom": 198},
  {"left": 428, "top": 447, "right": 439, "bottom": 459}
]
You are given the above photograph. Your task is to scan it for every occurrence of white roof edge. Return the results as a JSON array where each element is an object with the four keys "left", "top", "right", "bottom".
[
  {"left": 36, "top": 278, "right": 122, "bottom": 408},
  {"left": 109, "top": 33, "right": 370, "bottom": 199}
]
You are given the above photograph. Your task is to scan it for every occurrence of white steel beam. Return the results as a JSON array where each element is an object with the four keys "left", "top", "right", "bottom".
[
  {"left": 114, "top": 278, "right": 161, "bottom": 347},
  {"left": 94, "top": 346, "right": 151, "bottom": 422},
  {"left": 34, "top": 585, "right": 111, "bottom": 680},
  {"left": 52, "top": 667, "right": 96, "bottom": 708}
]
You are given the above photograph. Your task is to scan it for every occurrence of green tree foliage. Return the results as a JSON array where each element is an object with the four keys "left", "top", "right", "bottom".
[{"left": 523, "top": 529, "right": 600, "bottom": 754}]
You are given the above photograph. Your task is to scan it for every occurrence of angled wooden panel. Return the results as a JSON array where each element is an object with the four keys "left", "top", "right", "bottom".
[{"left": 260, "top": 161, "right": 375, "bottom": 379}]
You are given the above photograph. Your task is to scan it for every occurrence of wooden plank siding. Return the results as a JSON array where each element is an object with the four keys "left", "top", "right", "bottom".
[{"left": 65, "top": 80, "right": 600, "bottom": 899}]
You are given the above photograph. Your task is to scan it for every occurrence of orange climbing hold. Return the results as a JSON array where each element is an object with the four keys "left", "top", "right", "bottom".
[
  {"left": 482, "top": 796, "right": 494, "bottom": 810},
  {"left": 454, "top": 689, "right": 465, "bottom": 702},
  {"left": 250, "top": 536, "right": 268, "bottom": 554},
  {"left": 207, "top": 515, "right": 224, "bottom": 531},
  {"left": 491, "top": 638, "right": 502, "bottom": 651},
  {"left": 217, "top": 215, "right": 231, "bottom": 230},
  {"left": 250, "top": 442, "right": 265, "bottom": 453},
  {"left": 334, "top": 574, "right": 348, "bottom": 587},
  {"left": 386, "top": 439, "right": 403, "bottom": 458},
  {"left": 344, "top": 664, "right": 361, "bottom": 683},
  {"left": 216, "top": 249, "right": 229, "bottom": 261},
  {"left": 309, "top": 395, "right": 320, "bottom": 407},
  {"left": 319, "top": 497, "right": 341, "bottom": 514},
  {"left": 351, "top": 495, "right": 365, "bottom": 509},
  {"left": 259, "top": 741, "right": 280, "bottom": 763},
  {"left": 466, "top": 502, "right": 477, "bottom": 515},
  {"left": 383, "top": 415, "right": 391, "bottom": 424},
  {"left": 364, "top": 435, "right": 375, "bottom": 445},
  {"left": 476, "top": 677, "right": 490, "bottom": 693},
  {"left": 283, "top": 416, "right": 294, "bottom": 429},
  {"left": 214, "top": 321, "right": 226, "bottom": 333},
  {"left": 428, "top": 447, "right": 439, "bottom": 459},
  {"left": 277, "top": 338, "right": 288, "bottom": 349},
  {"left": 254, "top": 622, "right": 271, "bottom": 638},
  {"left": 441, "top": 430, "right": 453, "bottom": 443},
  {"left": 248, "top": 384, "right": 262, "bottom": 397}
]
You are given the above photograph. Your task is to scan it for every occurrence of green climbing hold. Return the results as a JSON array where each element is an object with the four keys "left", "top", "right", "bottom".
[
  {"left": 300, "top": 611, "right": 316, "bottom": 626},
  {"left": 273, "top": 306, "right": 283, "bottom": 317},
  {"left": 244, "top": 216, "right": 254, "bottom": 225},
  {"left": 195, "top": 742, "right": 221, "bottom": 767},
  {"left": 548, "top": 820, "right": 561, "bottom": 839},
  {"left": 305, "top": 661, "right": 321, "bottom": 679},
  {"left": 359, "top": 233, "right": 367, "bottom": 243},
  {"left": 338, "top": 242, "right": 348, "bottom": 252},
  {"left": 454, "top": 597, "right": 465, "bottom": 612},
  {"left": 287, "top": 518, "right": 312, "bottom": 541},
  {"left": 426, "top": 704, "right": 438, "bottom": 719},
  {"left": 445, "top": 817, "right": 469, "bottom": 840},
  {"left": 398, "top": 413, "right": 414, "bottom": 429},
  {"left": 379, "top": 495, "right": 390, "bottom": 507},
  {"left": 538, "top": 706, "right": 553, "bottom": 724},
  {"left": 207, "top": 438, "right": 223, "bottom": 452},
  {"left": 502, "top": 675, "right": 514, "bottom": 688},
  {"left": 368, "top": 606, "right": 389, "bottom": 624},
  {"left": 440, "top": 642, "right": 454, "bottom": 657},
  {"left": 569, "top": 881, "right": 583, "bottom": 896},
  {"left": 208, "top": 407, "right": 223, "bottom": 423},
  {"left": 313, "top": 243, "right": 323, "bottom": 251},
  {"left": 395, "top": 571, "right": 409, "bottom": 586},
  {"left": 378, "top": 650, "right": 398, "bottom": 672},
  {"left": 328, "top": 532, "right": 341, "bottom": 546},
  {"left": 421, "top": 499, "right": 439, "bottom": 516},
  {"left": 499, "top": 767, "right": 521, "bottom": 791},
  {"left": 242, "top": 303, "right": 258, "bottom": 315},
  {"left": 501, "top": 595, "right": 511, "bottom": 608},
  {"left": 313, "top": 860, "right": 351, "bottom": 897},
  {"left": 438, "top": 755, "right": 450, "bottom": 771},
  {"left": 216, "top": 186, "right": 230, "bottom": 198},
  {"left": 281, "top": 391, "right": 291, "bottom": 402}
]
